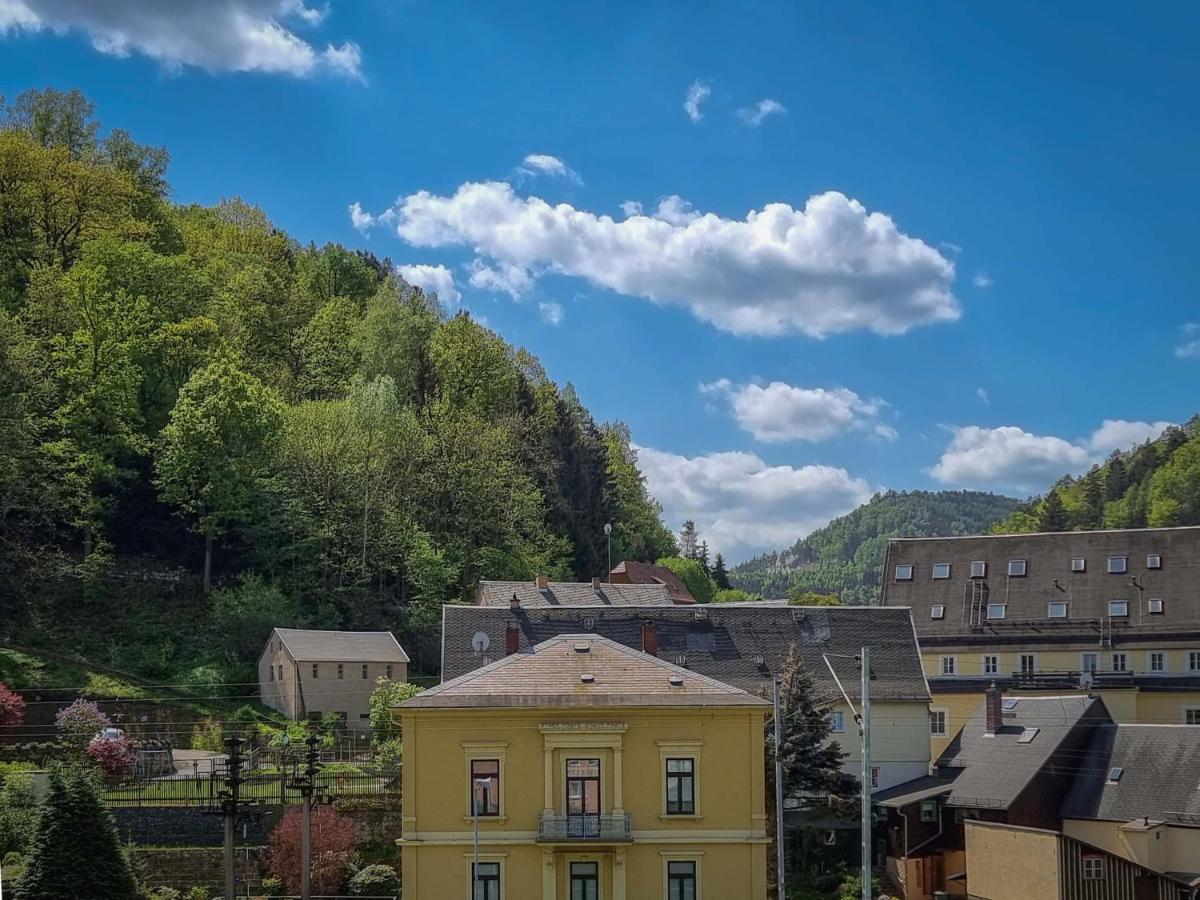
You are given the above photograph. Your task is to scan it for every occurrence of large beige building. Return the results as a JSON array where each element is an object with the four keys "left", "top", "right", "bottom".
[
  {"left": 396, "top": 633, "right": 771, "bottom": 900},
  {"left": 258, "top": 628, "right": 409, "bottom": 730},
  {"left": 881, "top": 526, "right": 1200, "bottom": 755}
]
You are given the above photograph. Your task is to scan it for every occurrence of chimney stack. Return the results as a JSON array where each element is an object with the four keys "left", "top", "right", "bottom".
[
  {"left": 535, "top": 574, "right": 549, "bottom": 590},
  {"left": 505, "top": 623, "right": 520, "bottom": 656},
  {"left": 510, "top": 592, "right": 520, "bottom": 610},
  {"left": 592, "top": 577, "right": 602, "bottom": 591},
  {"left": 984, "top": 681, "right": 1003, "bottom": 735},
  {"left": 641, "top": 622, "right": 658, "bottom": 656}
]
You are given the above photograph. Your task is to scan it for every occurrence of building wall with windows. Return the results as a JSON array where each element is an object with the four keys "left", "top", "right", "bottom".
[
  {"left": 825, "top": 700, "right": 932, "bottom": 789},
  {"left": 397, "top": 707, "right": 769, "bottom": 900}
]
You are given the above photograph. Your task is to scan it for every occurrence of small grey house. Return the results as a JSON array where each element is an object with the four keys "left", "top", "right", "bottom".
[{"left": 258, "top": 628, "right": 410, "bottom": 730}]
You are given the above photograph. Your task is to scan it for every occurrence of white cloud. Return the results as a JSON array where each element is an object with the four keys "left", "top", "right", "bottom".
[
  {"left": 1175, "top": 323, "right": 1200, "bottom": 359},
  {"left": 931, "top": 419, "right": 1175, "bottom": 492},
  {"left": 635, "top": 445, "right": 873, "bottom": 562},
  {"left": 972, "top": 270, "right": 993, "bottom": 288},
  {"left": 737, "top": 98, "right": 787, "bottom": 127},
  {"left": 395, "top": 264, "right": 460, "bottom": 306},
  {"left": 385, "top": 181, "right": 958, "bottom": 338},
  {"left": 538, "top": 301, "right": 563, "bottom": 325},
  {"left": 467, "top": 259, "right": 533, "bottom": 298},
  {"left": 939, "top": 241, "right": 963, "bottom": 255},
  {"left": 0, "top": 0, "right": 362, "bottom": 78},
  {"left": 348, "top": 201, "right": 375, "bottom": 233},
  {"left": 619, "top": 200, "right": 643, "bottom": 218},
  {"left": 701, "top": 379, "right": 894, "bottom": 443},
  {"left": 518, "top": 153, "right": 581, "bottom": 184},
  {"left": 976, "top": 387, "right": 990, "bottom": 405},
  {"left": 683, "top": 79, "right": 710, "bottom": 122}
]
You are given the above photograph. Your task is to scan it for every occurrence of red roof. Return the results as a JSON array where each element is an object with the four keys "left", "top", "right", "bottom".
[{"left": 609, "top": 560, "right": 696, "bottom": 604}]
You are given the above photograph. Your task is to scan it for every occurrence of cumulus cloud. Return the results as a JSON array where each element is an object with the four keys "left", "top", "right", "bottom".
[
  {"left": 683, "top": 80, "right": 710, "bottom": 122},
  {"left": 737, "top": 98, "right": 787, "bottom": 126},
  {"left": 394, "top": 264, "right": 459, "bottom": 305},
  {"left": 381, "top": 181, "right": 957, "bottom": 338},
  {"left": 619, "top": 200, "right": 643, "bottom": 218},
  {"left": 0, "top": 0, "right": 363, "bottom": 79},
  {"left": 931, "top": 419, "right": 1175, "bottom": 493},
  {"left": 972, "top": 270, "right": 993, "bottom": 288},
  {"left": 1175, "top": 323, "right": 1200, "bottom": 359},
  {"left": 538, "top": 301, "right": 563, "bottom": 325},
  {"left": 518, "top": 153, "right": 581, "bottom": 184},
  {"left": 635, "top": 445, "right": 873, "bottom": 562},
  {"left": 701, "top": 379, "right": 894, "bottom": 443}
]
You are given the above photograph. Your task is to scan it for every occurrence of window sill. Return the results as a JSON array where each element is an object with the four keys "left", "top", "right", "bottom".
[
  {"left": 659, "top": 814, "right": 704, "bottom": 822},
  {"left": 463, "top": 815, "right": 508, "bottom": 824}
]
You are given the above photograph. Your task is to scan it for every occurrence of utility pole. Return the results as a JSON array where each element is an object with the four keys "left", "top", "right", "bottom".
[
  {"left": 772, "top": 676, "right": 785, "bottom": 900},
  {"left": 860, "top": 646, "right": 872, "bottom": 900},
  {"left": 218, "top": 734, "right": 245, "bottom": 900},
  {"left": 286, "top": 733, "right": 325, "bottom": 900}
]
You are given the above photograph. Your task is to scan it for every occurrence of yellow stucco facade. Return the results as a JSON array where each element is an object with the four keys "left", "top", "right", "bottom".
[
  {"left": 398, "top": 706, "right": 770, "bottom": 900},
  {"left": 1062, "top": 818, "right": 1200, "bottom": 877}
]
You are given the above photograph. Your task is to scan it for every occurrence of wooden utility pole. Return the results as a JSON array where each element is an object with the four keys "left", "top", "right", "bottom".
[{"left": 218, "top": 735, "right": 245, "bottom": 900}]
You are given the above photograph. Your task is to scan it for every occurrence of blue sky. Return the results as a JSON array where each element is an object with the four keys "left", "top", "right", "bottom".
[{"left": 3, "top": 1, "right": 1198, "bottom": 561}]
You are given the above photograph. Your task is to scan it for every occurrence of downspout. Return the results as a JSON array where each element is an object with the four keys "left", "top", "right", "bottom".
[{"left": 907, "top": 805, "right": 945, "bottom": 855}]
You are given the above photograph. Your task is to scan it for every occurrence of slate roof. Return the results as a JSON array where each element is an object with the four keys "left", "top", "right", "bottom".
[
  {"left": 440, "top": 604, "right": 930, "bottom": 704},
  {"left": 936, "top": 694, "right": 1106, "bottom": 809},
  {"left": 609, "top": 560, "right": 695, "bottom": 603},
  {"left": 872, "top": 774, "right": 960, "bottom": 809},
  {"left": 401, "top": 634, "right": 771, "bottom": 710},
  {"left": 273, "top": 628, "right": 410, "bottom": 663},
  {"left": 477, "top": 580, "right": 673, "bottom": 608},
  {"left": 1061, "top": 724, "right": 1200, "bottom": 825}
]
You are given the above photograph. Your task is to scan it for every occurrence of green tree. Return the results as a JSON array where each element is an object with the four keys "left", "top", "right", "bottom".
[
  {"left": 711, "top": 553, "right": 730, "bottom": 590},
  {"left": 787, "top": 589, "right": 842, "bottom": 606},
  {"left": 155, "top": 359, "right": 284, "bottom": 590},
  {"left": 1037, "top": 489, "right": 1069, "bottom": 532},
  {"left": 603, "top": 424, "right": 677, "bottom": 563},
  {"left": 1148, "top": 438, "right": 1200, "bottom": 527},
  {"left": 678, "top": 520, "right": 698, "bottom": 558},
  {"left": 713, "top": 588, "right": 761, "bottom": 603},
  {"left": 655, "top": 556, "right": 715, "bottom": 605},
  {"left": 16, "top": 768, "right": 139, "bottom": 900}
]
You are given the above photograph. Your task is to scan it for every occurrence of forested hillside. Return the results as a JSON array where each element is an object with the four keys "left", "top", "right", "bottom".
[
  {"left": 0, "top": 88, "right": 675, "bottom": 679},
  {"left": 992, "top": 417, "right": 1200, "bottom": 534},
  {"left": 731, "top": 490, "right": 1021, "bottom": 602}
]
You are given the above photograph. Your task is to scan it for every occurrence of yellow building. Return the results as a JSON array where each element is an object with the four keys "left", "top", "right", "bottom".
[{"left": 395, "top": 633, "right": 771, "bottom": 900}]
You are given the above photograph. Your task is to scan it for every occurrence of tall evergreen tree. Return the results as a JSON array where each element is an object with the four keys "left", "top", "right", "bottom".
[
  {"left": 16, "top": 768, "right": 139, "bottom": 899},
  {"left": 678, "top": 520, "right": 698, "bottom": 559},
  {"left": 1077, "top": 472, "right": 1104, "bottom": 529},
  {"left": 711, "top": 553, "right": 730, "bottom": 590},
  {"left": 1037, "top": 489, "right": 1069, "bottom": 532},
  {"left": 697, "top": 540, "right": 710, "bottom": 576}
]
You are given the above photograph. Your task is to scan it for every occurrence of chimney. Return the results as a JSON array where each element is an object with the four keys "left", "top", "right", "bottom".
[
  {"left": 984, "top": 681, "right": 1003, "bottom": 735},
  {"left": 641, "top": 622, "right": 658, "bottom": 656},
  {"left": 592, "top": 577, "right": 602, "bottom": 591},
  {"left": 510, "top": 592, "right": 520, "bottom": 610},
  {"left": 505, "top": 623, "right": 520, "bottom": 656},
  {"left": 535, "top": 574, "right": 549, "bottom": 590}
]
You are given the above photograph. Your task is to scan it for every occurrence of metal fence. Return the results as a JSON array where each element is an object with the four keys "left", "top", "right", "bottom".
[{"left": 99, "top": 771, "right": 399, "bottom": 808}]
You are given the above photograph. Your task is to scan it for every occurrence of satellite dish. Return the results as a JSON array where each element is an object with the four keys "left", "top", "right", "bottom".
[
  {"left": 824, "top": 829, "right": 837, "bottom": 846},
  {"left": 1079, "top": 671, "right": 1094, "bottom": 692},
  {"left": 472, "top": 631, "right": 490, "bottom": 654},
  {"left": 604, "top": 523, "right": 612, "bottom": 536}
]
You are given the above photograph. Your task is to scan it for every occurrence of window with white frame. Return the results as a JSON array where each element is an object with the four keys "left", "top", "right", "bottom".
[
  {"left": 1048, "top": 601, "right": 1068, "bottom": 619},
  {"left": 983, "top": 654, "right": 998, "bottom": 675},
  {"left": 930, "top": 605, "right": 945, "bottom": 620},
  {"left": 1108, "top": 556, "right": 1128, "bottom": 574},
  {"left": 940, "top": 656, "right": 957, "bottom": 676},
  {"left": 895, "top": 564, "right": 914, "bottom": 581},
  {"left": 932, "top": 562, "right": 951, "bottom": 580},
  {"left": 1111, "top": 653, "right": 1128, "bottom": 673},
  {"left": 1071, "top": 557, "right": 1086, "bottom": 573},
  {"left": 1149, "top": 652, "right": 1166, "bottom": 673},
  {"left": 1190, "top": 651, "right": 1200, "bottom": 672},
  {"left": 1147, "top": 554, "right": 1162, "bottom": 569},
  {"left": 1148, "top": 598, "right": 1164, "bottom": 615},
  {"left": 871, "top": 767, "right": 880, "bottom": 788},
  {"left": 1185, "top": 707, "right": 1200, "bottom": 726},
  {"left": 930, "top": 709, "right": 948, "bottom": 736},
  {"left": 970, "top": 560, "right": 987, "bottom": 578},
  {"left": 827, "top": 710, "right": 845, "bottom": 733},
  {"left": 987, "top": 603, "right": 1006, "bottom": 620},
  {"left": 1108, "top": 600, "right": 1129, "bottom": 618},
  {"left": 1008, "top": 559, "right": 1027, "bottom": 577},
  {"left": 1082, "top": 855, "right": 1103, "bottom": 881},
  {"left": 1081, "top": 653, "right": 1098, "bottom": 673},
  {"left": 920, "top": 800, "right": 938, "bottom": 823},
  {"left": 1020, "top": 654, "right": 1036, "bottom": 675}
]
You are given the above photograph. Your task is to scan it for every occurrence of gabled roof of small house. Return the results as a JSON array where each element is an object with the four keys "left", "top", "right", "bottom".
[
  {"left": 272, "top": 628, "right": 409, "bottom": 663},
  {"left": 401, "top": 634, "right": 770, "bottom": 710},
  {"left": 478, "top": 579, "right": 673, "bottom": 608},
  {"left": 609, "top": 560, "right": 695, "bottom": 602}
]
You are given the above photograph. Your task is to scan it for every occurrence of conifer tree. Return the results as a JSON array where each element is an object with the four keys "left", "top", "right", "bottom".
[
  {"left": 1037, "top": 489, "right": 1069, "bottom": 532},
  {"left": 711, "top": 553, "right": 730, "bottom": 590},
  {"left": 697, "top": 540, "right": 710, "bottom": 577}
]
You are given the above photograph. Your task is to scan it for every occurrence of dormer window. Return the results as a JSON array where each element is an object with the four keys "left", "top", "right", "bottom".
[
  {"left": 1008, "top": 559, "right": 1027, "bottom": 577},
  {"left": 1148, "top": 598, "right": 1164, "bottom": 615},
  {"left": 932, "top": 563, "right": 951, "bottom": 580},
  {"left": 930, "top": 605, "right": 946, "bottom": 620},
  {"left": 895, "top": 564, "right": 914, "bottom": 581},
  {"left": 970, "top": 561, "right": 987, "bottom": 579},
  {"left": 986, "top": 603, "right": 1006, "bottom": 620}
]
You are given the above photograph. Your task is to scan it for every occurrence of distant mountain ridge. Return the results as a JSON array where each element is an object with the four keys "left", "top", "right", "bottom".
[{"left": 730, "top": 490, "right": 1021, "bottom": 602}]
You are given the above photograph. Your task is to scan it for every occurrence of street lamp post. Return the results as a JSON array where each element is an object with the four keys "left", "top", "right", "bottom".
[{"left": 604, "top": 523, "right": 612, "bottom": 582}]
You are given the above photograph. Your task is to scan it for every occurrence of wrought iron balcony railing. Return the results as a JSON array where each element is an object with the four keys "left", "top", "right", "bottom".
[{"left": 537, "top": 812, "right": 633, "bottom": 842}]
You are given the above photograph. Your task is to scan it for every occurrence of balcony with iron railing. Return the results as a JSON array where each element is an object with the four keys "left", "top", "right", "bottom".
[{"left": 537, "top": 812, "right": 633, "bottom": 843}]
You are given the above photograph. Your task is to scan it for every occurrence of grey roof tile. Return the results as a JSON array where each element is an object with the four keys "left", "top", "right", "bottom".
[
  {"left": 478, "top": 580, "right": 674, "bottom": 608},
  {"left": 274, "top": 628, "right": 410, "bottom": 663}
]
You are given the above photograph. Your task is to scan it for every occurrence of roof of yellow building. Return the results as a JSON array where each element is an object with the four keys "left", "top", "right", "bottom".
[{"left": 400, "top": 634, "right": 772, "bottom": 710}]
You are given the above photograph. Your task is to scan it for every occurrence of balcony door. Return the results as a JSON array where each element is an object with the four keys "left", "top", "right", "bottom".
[{"left": 566, "top": 758, "right": 601, "bottom": 837}]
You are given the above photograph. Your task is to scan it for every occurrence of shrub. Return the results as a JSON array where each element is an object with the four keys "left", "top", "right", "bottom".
[
  {"left": 83, "top": 673, "right": 142, "bottom": 700},
  {"left": 655, "top": 556, "right": 716, "bottom": 604},
  {"left": 55, "top": 699, "right": 112, "bottom": 755},
  {"left": 368, "top": 677, "right": 422, "bottom": 745},
  {"left": 87, "top": 734, "right": 135, "bottom": 779},
  {"left": 713, "top": 588, "right": 763, "bottom": 603},
  {"left": 0, "top": 682, "right": 25, "bottom": 728},
  {"left": 348, "top": 863, "right": 400, "bottom": 895},
  {"left": 788, "top": 589, "right": 842, "bottom": 606},
  {"left": 0, "top": 770, "right": 38, "bottom": 855},
  {"left": 190, "top": 718, "right": 224, "bottom": 752},
  {"left": 259, "top": 876, "right": 283, "bottom": 893},
  {"left": 267, "top": 805, "right": 356, "bottom": 894}
]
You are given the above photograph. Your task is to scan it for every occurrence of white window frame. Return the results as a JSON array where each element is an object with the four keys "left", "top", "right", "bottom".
[
  {"left": 1107, "top": 556, "right": 1128, "bottom": 574},
  {"left": 1189, "top": 651, "right": 1200, "bottom": 672},
  {"left": 1019, "top": 654, "right": 1037, "bottom": 675},
  {"left": 982, "top": 654, "right": 999, "bottom": 675},
  {"left": 986, "top": 603, "right": 1007, "bottom": 620},
  {"left": 970, "top": 560, "right": 988, "bottom": 579},
  {"left": 1071, "top": 557, "right": 1086, "bottom": 573},
  {"left": 1008, "top": 559, "right": 1027, "bottom": 577},
  {"left": 827, "top": 710, "right": 845, "bottom": 733},
  {"left": 1081, "top": 652, "right": 1099, "bottom": 673},
  {"left": 1108, "top": 600, "right": 1129, "bottom": 618},
  {"left": 1148, "top": 598, "right": 1164, "bottom": 615},
  {"left": 467, "top": 858, "right": 504, "bottom": 900},
  {"left": 1082, "top": 855, "right": 1103, "bottom": 881},
  {"left": 930, "top": 708, "right": 949, "bottom": 737},
  {"left": 932, "top": 563, "right": 951, "bottom": 580},
  {"left": 1047, "top": 601, "right": 1069, "bottom": 619},
  {"left": 1111, "top": 652, "right": 1128, "bottom": 673},
  {"left": 1147, "top": 554, "right": 1162, "bottom": 570},
  {"left": 1183, "top": 706, "right": 1200, "bottom": 726},
  {"left": 1148, "top": 651, "right": 1167, "bottom": 674},
  {"left": 939, "top": 656, "right": 958, "bottom": 676},
  {"left": 920, "top": 800, "right": 938, "bottom": 823},
  {"left": 895, "top": 564, "right": 914, "bottom": 581},
  {"left": 930, "top": 605, "right": 946, "bottom": 620}
]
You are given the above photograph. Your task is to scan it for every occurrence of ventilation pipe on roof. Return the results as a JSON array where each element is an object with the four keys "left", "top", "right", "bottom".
[
  {"left": 505, "top": 624, "right": 520, "bottom": 656},
  {"left": 592, "top": 577, "right": 602, "bottom": 592},
  {"left": 642, "top": 622, "right": 658, "bottom": 656},
  {"left": 984, "top": 681, "right": 1003, "bottom": 736},
  {"left": 535, "top": 575, "right": 549, "bottom": 590},
  {"left": 510, "top": 592, "right": 520, "bottom": 610}
]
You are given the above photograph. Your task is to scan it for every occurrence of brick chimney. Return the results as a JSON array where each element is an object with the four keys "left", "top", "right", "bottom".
[
  {"left": 641, "top": 622, "right": 658, "bottom": 656},
  {"left": 510, "top": 592, "right": 520, "bottom": 610},
  {"left": 591, "top": 577, "right": 602, "bottom": 591},
  {"left": 984, "top": 681, "right": 1003, "bottom": 735},
  {"left": 505, "top": 623, "right": 520, "bottom": 656},
  {"left": 535, "top": 574, "right": 549, "bottom": 590}
]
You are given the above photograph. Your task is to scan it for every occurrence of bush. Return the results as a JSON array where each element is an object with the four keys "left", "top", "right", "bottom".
[
  {"left": 0, "top": 682, "right": 25, "bottom": 728},
  {"left": 713, "top": 588, "right": 763, "bottom": 603},
  {"left": 87, "top": 734, "right": 135, "bottom": 779},
  {"left": 260, "top": 876, "right": 283, "bottom": 894},
  {"left": 267, "top": 805, "right": 356, "bottom": 894},
  {"left": 348, "top": 863, "right": 399, "bottom": 895},
  {"left": 655, "top": 556, "right": 716, "bottom": 604},
  {"left": 0, "top": 771, "right": 38, "bottom": 855},
  {"left": 367, "top": 677, "right": 422, "bottom": 745},
  {"left": 174, "top": 661, "right": 253, "bottom": 700},
  {"left": 190, "top": 718, "right": 224, "bottom": 752},
  {"left": 788, "top": 589, "right": 843, "bottom": 606},
  {"left": 55, "top": 699, "right": 112, "bottom": 755},
  {"left": 83, "top": 673, "right": 142, "bottom": 700}
]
